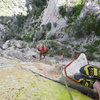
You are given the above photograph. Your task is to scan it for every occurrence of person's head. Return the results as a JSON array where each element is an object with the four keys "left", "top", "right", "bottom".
[{"left": 40, "top": 44, "right": 43, "bottom": 47}]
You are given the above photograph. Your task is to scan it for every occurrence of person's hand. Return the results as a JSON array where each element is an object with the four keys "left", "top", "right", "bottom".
[
  {"left": 74, "top": 64, "right": 100, "bottom": 89},
  {"left": 93, "top": 81, "right": 100, "bottom": 100}
]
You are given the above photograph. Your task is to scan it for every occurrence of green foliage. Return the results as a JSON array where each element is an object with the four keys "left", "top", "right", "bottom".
[
  {"left": 2, "top": 14, "right": 28, "bottom": 41},
  {"left": 33, "top": 0, "right": 47, "bottom": 7},
  {"left": 23, "top": 35, "right": 33, "bottom": 42},
  {"left": 46, "top": 41, "right": 72, "bottom": 57},
  {"left": 66, "top": 4, "right": 83, "bottom": 22},
  {"left": 59, "top": 0, "right": 83, "bottom": 22},
  {"left": 31, "top": 0, "right": 48, "bottom": 19},
  {"left": 59, "top": 6, "right": 66, "bottom": 17},
  {"left": 59, "top": 1, "right": 100, "bottom": 38},
  {"left": 46, "top": 22, "right": 51, "bottom": 31},
  {"left": 85, "top": 52, "right": 96, "bottom": 61},
  {"left": 40, "top": 32, "right": 46, "bottom": 40},
  {"left": 83, "top": 42, "right": 100, "bottom": 61},
  {"left": 74, "top": 14, "right": 100, "bottom": 38},
  {"left": 93, "top": 40, "right": 100, "bottom": 47},
  {"left": 22, "top": 20, "right": 43, "bottom": 41},
  {"left": 33, "top": 7, "right": 45, "bottom": 19},
  {"left": 16, "top": 14, "right": 27, "bottom": 27},
  {"left": 95, "top": 19, "right": 100, "bottom": 36},
  {"left": 23, "top": 19, "right": 48, "bottom": 42},
  {"left": 22, "top": 31, "right": 34, "bottom": 42},
  {"left": 84, "top": 45, "right": 99, "bottom": 53}
]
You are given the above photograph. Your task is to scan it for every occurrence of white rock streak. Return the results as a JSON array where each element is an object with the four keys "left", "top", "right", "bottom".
[
  {"left": 57, "top": 0, "right": 67, "bottom": 7},
  {"left": 42, "top": 0, "right": 67, "bottom": 37}
]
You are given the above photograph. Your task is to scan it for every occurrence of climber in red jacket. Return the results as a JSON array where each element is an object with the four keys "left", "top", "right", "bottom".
[{"left": 36, "top": 45, "right": 47, "bottom": 60}]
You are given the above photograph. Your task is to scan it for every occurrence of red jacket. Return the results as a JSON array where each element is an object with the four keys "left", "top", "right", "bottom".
[{"left": 36, "top": 45, "right": 47, "bottom": 53}]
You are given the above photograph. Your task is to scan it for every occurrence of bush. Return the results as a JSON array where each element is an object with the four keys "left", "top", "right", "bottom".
[
  {"left": 33, "top": 0, "right": 47, "bottom": 7},
  {"left": 74, "top": 14, "right": 100, "bottom": 38},
  {"left": 23, "top": 35, "right": 33, "bottom": 42},
  {"left": 31, "top": 0, "right": 48, "bottom": 19},
  {"left": 59, "top": 6, "right": 66, "bottom": 17},
  {"left": 16, "top": 14, "right": 27, "bottom": 27},
  {"left": 66, "top": 4, "right": 83, "bottom": 22},
  {"left": 46, "top": 22, "right": 51, "bottom": 31},
  {"left": 59, "top": 0, "right": 83, "bottom": 22},
  {"left": 22, "top": 31, "right": 34, "bottom": 42},
  {"left": 84, "top": 45, "right": 99, "bottom": 53},
  {"left": 93, "top": 40, "right": 100, "bottom": 47},
  {"left": 85, "top": 52, "right": 96, "bottom": 61}
]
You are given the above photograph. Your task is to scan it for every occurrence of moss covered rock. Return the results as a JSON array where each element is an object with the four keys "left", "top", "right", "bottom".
[{"left": 0, "top": 68, "right": 92, "bottom": 100}]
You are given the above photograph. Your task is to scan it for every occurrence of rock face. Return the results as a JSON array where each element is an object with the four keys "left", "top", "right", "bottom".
[
  {"left": 0, "top": 49, "right": 99, "bottom": 99},
  {"left": 2, "top": 39, "right": 28, "bottom": 49},
  {"left": 0, "top": 40, "right": 37, "bottom": 61},
  {"left": 0, "top": 68, "right": 92, "bottom": 100},
  {"left": 41, "top": 0, "right": 100, "bottom": 40},
  {"left": 42, "top": 0, "right": 67, "bottom": 38}
]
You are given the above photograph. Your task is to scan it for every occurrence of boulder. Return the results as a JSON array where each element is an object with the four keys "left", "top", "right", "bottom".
[
  {"left": 2, "top": 40, "right": 28, "bottom": 49},
  {"left": 2, "top": 47, "right": 37, "bottom": 62}
]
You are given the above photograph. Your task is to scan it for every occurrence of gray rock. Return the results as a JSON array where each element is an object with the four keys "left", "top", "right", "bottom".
[
  {"left": 2, "top": 45, "right": 37, "bottom": 61},
  {"left": 2, "top": 40, "right": 28, "bottom": 49}
]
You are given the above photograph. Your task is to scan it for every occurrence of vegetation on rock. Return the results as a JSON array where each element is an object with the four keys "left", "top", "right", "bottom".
[
  {"left": 0, "top": 68, "right": 92, "bottom": 100},
  {"left": 59, "top": 0, "right": 83, "bottom": 22}
]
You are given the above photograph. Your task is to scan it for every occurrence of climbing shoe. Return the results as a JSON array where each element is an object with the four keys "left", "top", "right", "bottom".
[
  {"left": 74, "top": 74, "right": 96, "bottom": 88},
  {"left": 80, "top": 65, "right": 100, "bottom": 79}
]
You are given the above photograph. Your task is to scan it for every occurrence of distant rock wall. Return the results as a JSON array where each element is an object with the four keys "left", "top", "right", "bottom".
[{"left": 0, "top": 0, "right": 100, "bottom": 61}]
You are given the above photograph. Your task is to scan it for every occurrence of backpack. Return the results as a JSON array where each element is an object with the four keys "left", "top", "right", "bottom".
[{"left": 42, "top": 45, "right": 47, "bottom": 53}]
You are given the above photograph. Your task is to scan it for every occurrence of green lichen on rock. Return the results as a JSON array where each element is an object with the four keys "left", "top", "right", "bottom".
[
  {"left": 67, "top": 0, "right": 83, "bottom": 7},
  {"left": 0, "top": 68, "right": 92, "bottom": 100}
]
